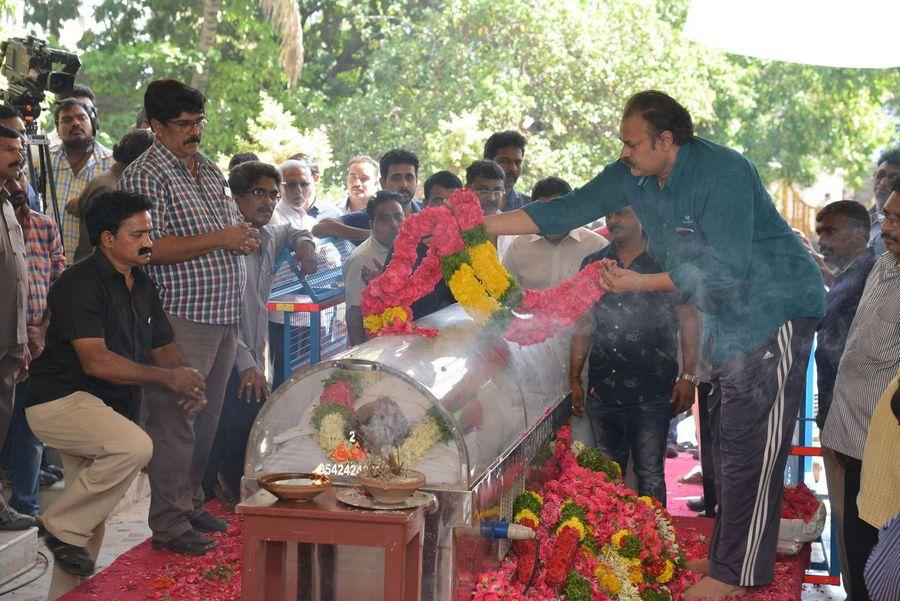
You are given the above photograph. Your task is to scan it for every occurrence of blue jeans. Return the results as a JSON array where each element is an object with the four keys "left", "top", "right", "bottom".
[
  {"left": 586, "top": 392, "right": 673, "bottom": 506},
  {"left": 2, "top": 382, "right": 43, "bottom": 516}
]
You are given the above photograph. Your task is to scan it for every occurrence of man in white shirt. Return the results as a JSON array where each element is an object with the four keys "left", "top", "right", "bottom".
[
  {"left": 343, "top": 191, "right": 405, "bottom": 346},
  {"left": 271, "top": 158, "right": 342, "bottom": 231},
  {"left": 502, "top": 177, "right": 607, "bottom": 290}
]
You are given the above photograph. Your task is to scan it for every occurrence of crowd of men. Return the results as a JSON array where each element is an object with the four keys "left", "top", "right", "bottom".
[{"left": 0, "top": 79, "right": 897, "bottom": 601}]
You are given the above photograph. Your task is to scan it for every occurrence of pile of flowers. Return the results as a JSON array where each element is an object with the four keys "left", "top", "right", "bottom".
[
  {"left": 361, "top": 189, "right": 615, "bottom": 345},
  {"left": 474, "top": 426, "right": 693, "bottom": 601},
  {"left": 780, "top": 483, "right": 819, "bottom": 523}
]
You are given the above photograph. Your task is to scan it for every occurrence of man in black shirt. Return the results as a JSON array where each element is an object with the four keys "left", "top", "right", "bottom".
[
  {"left": 570, "top": 205, "right": 699, "bottom": 506},
  {"left": 25, "top": 192, "right": 207, "bottom": 593}
]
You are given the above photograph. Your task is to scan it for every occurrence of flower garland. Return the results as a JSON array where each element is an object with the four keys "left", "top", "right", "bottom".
[
  {"left": 513, "top": 491, "right": 543, "bottom": 583},
  {"left": 475, "top": 426, "right": 693, "bottom": 601},
  {"left": 361, "top": 189, "right": 616, "bottom": 345}
]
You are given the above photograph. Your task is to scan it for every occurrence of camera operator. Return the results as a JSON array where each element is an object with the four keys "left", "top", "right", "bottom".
[{"left": 47, "top": 97, "right": 112, "bottom": 263}]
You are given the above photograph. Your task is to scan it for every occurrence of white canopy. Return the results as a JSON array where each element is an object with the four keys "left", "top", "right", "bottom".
[{"left": 684, "top": 0, "right": 900, "bottom": 69}]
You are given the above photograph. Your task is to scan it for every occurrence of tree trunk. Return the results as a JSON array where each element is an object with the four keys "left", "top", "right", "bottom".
[{"left": 191, "top": 0, "right": 226, "bottom": 93}]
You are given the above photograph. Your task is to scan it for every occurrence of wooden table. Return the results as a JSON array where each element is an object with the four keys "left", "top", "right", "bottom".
[{"left": 237, "top": 488, "right": 426, "bottom": 601}]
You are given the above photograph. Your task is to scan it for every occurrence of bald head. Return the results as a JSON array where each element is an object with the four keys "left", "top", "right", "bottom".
[{"left": 279, "top": 159, "right": 315, "bottom": 210}]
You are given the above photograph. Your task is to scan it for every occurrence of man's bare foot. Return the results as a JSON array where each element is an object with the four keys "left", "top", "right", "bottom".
[
  {"left": 686, "top": 557, "right": 710, "bottom": 574},
  {"left": 682, "top": 575, "right": 747, "bottom": 600}
]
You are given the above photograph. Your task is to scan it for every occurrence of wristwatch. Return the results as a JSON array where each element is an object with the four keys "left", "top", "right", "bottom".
[{"left": 679, "top": 373, "right": 700, "bottom": 386}]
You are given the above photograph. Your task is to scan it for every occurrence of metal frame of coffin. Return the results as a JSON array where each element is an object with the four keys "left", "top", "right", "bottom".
[{"left": 243, "top": 304, "right": 573, "bottom": 600}]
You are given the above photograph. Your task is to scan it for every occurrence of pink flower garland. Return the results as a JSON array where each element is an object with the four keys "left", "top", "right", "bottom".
[{"left": 503, "top": 260, "right": 615, "bottom": 345}]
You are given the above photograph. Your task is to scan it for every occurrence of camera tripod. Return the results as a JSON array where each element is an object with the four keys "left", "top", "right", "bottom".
[{"left": 23, "top": 122, "right": 65, "bottom": 252}]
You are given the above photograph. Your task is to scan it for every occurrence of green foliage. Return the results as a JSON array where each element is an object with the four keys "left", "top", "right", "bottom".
[
  {"left": 19, "top": 0, "right": 899, "bottom": 191},
  {"left": 562, "top": 570, "right": 591, "bottom": 601},
  {"left": 512, "top": 490, "right": 543, "bottom": 519},
  {"left": 576, "top": 447, "right": 622, "bottom": 482},
  {"left": 229, "top": 91, "right": 333, "bottom": 170},
  {"left": 556, "top": 500, "right": 588, "bottom": 530},
  {"left": 321, "top": 370, "right": 362, "bottom": 396},
  {"left": 311, "top": 402, "right": 352, "bottom": 430},
  {"left": 640, "top": 589, "right": 672, "bottom": 601},
  {"left": 202, "top": 562, "right": 235, "bottom": 583},
  {"left": 617, "top": 532, "right": 644, "bottom": 559},
  {"left": 424, "top": 406, "right": 454, "bottom": 443}
]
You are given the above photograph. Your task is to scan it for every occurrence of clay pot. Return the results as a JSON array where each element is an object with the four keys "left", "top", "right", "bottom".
[{"left": 357, "top": 468, "right": 426, "bottom": 504}]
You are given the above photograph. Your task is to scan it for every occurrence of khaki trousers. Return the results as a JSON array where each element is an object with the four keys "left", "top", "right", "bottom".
[
  {"left": 25, "top": 391, "right": 152, "bottom": 600},
  {"left": 145, "top": 314, "right": 237, "bottom": 540}
]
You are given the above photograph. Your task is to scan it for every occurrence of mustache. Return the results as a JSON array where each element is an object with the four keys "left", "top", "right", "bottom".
[
  {"left": 883, "top": 232, "right": 898, "bottom": 242},
  {"left": 138, "top": 247, "right": 152, "bottom": 255},
  {"left": 621, "top": 158, "right": 635, "bottom": 168},
  {"left": 184, "top": 136, "right": 201, "bottom": 145}
]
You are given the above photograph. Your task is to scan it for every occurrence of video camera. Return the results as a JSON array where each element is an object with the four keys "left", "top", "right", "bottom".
[{"left": 0, "top": 35, "right": 81, "bottom": 125}]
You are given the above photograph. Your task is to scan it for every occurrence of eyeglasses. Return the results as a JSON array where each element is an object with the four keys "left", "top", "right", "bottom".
[
  {"left": 168, "top": 117, "right": 208, "bottom": 133},
  {"left": 475, "top": 189, "right": 504, "bottom": 200},
  {"left": 875, "top": 212, "right": 900, "bottom": 228},
  {"left": 249, "top": 188, "right": 280, "bottom": 201}
]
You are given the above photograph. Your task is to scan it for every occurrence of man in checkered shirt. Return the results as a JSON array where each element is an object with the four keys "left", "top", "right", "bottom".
[
  {"left": 47, "top": 98, "right": 113, "bottom": 263},
  {"left": 120, "top": 79, "right": 260, "bottom": 556}
]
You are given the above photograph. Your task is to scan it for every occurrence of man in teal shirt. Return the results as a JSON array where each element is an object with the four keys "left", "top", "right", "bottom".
[{"left": 486, "top": 91, "right": 825, "bottom": 600}]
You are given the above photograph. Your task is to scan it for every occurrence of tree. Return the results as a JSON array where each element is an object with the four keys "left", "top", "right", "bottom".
[
  {"left": 191, "top": 0, "right": 303, "bottom": 93},
  {"left": 20, "top": 0, "right": 898, "bottom": 191}
]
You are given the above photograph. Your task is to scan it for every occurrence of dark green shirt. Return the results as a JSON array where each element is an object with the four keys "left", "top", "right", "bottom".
[{"left": 522, "top": 136, "right": 825, "bottom": 364}]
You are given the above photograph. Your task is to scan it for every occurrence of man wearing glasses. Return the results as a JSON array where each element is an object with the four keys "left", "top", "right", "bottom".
[
  {"left": 203, "top": 161, "right": 315, "bottom": 510},
  {"left": 870, "top": 147, "right": 900, "bottom": 256},
  {"left": 465, "top": 159, "right": 515, "bottom": 259},
  {"left": 120, "top": 79, "right": 260, "bottom": 555}
]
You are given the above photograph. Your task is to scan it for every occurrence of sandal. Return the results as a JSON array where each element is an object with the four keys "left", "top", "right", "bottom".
[{"left": 45, "top": 535, "right": 95, "bottom": 576}]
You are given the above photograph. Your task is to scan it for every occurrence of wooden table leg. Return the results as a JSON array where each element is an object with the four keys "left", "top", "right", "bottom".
[
  {"left": 404, "top": 527, "right": 424, "bottom": 601},
  {"left": 383, "top": 527, "right": 406, "bottom": 601},
  {"left": 265, "top": 541, "right": 285, "bottom": 601},
  {"left": 283, "top": 542, "right": 299, "bottom": 601},
  {"left": 242, "top": 519, "right": 265, "bottom": 601}
]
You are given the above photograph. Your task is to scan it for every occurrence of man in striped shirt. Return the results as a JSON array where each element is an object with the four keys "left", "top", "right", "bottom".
[
  {"left": 120, "top": 79, "right": 260, "bottom": 556},
  {"left": 47, "top": 99, "right": 113, "bottom": 262},
  {"left": 822, "top": 181, "right": 900, "bottom": 601}
]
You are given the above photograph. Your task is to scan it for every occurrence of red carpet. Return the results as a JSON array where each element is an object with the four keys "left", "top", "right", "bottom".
[
  {"left": 666, "top": 450, "right": 705, "bottom": 517},
  {"left": 60, "top": 501, "right": 243, "bottom": 601},
  {"left": 60, "top": 500, "right": 808, "bottom": 600}
]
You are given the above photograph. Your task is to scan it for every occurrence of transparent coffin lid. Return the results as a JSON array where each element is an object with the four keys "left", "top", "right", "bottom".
[{"left": 245, "top": 305, "right": 570, "bottom": 488}]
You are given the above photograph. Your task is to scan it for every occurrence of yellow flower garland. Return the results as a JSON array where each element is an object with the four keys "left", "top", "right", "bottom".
[
  {"left": 611, "top": 529, "right": 630, "bottom": 547},
  {"left": 467, "top": 241, "right": 511, "bottom": 299},
  {"left": 628, "top": 565, "right": 644, "bottom": 585},
  {"left": 363, "top": 306, "right": 409, "bottom": 334},
  {"left": 514, "top": 508, "right": 540, "bottom": 525},
  {"left": 657, "top": 558, "right": 676, "bottom": 584},
  {"left": 447, "top": 264, "right": 501, "bottom": 322},
  {"left": 594, "top": 562, "right": 622, "bottom": 595},
  {"left": 556, "top": 517, "right": 587, "bottom": 541}
]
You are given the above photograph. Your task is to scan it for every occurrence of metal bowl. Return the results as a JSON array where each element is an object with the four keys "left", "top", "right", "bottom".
[{"left": 257, "top": 472, "right": 332, "bottom": 503}]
